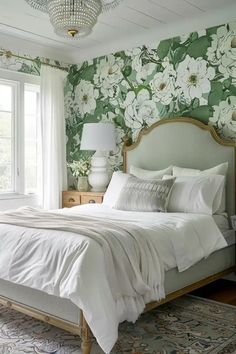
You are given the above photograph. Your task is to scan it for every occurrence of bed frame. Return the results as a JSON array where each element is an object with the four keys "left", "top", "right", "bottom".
[{"left": 0, "top": 117, "right": 235, "bottom": 354}]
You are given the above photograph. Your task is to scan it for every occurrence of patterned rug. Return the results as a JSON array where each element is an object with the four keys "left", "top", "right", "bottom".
[{"left": 0, "top": 295, "right": 235, "bottom": 354}]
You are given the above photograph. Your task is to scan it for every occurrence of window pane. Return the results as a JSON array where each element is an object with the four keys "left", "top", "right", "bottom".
[
  {"left": 0, "top": 138, "right": 12, "bottom": 163},
  {"left": 24, "top": 85, "right": 40, "bottom": 194},
  {"left": 0, "top": 112, "right": 11, "bottom": 137},
  {"left": 0, "top": 164, "right": 12, "bottom": 192},
  {"left": 0, "top": 85, "right": 12, "bottom": 111}
]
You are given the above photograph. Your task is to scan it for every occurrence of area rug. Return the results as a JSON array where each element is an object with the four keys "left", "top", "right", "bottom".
[{"left": 0, "top": 295, "right": 235, "bottom": 354}]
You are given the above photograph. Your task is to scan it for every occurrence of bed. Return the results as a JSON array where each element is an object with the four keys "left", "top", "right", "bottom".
[{"left": 0, "top": 117, "right": 235, "bottom": 354}]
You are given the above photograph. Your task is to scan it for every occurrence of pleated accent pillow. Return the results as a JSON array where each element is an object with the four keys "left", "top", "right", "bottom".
[{"left": 114, "top": 176, "right": 175, "bottom": 212}]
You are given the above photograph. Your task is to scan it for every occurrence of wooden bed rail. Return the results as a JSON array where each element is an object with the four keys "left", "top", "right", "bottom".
[{"left": 0, "top": 295, "right": 92, "bottom": 354}]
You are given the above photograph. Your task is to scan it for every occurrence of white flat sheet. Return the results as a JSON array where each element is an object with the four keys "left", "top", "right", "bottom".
[{"left": 0, "top": 205, "right": 227, "bottom": 353}]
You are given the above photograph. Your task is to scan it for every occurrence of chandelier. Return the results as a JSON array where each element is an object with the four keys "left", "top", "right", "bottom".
[{"left": 25, "top": 0, "right": 123, "bottom": 39}]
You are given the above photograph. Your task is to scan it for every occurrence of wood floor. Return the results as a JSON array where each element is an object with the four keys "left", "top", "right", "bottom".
[{"left": 191, "top": 279, "right": 236, "bottom": 306}]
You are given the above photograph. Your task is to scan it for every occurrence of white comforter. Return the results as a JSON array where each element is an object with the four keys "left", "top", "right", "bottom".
[{"left": 0, "top": 204, "right": 227, "bottom": 353}]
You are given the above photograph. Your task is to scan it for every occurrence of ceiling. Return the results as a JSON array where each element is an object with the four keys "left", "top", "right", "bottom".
[{"left": 0, "top": 0, "right": 235, "bottom": 63}]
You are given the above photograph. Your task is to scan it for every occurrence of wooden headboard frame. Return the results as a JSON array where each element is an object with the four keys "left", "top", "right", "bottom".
[{"left": 123, "top": 117, "right": 236, "bottom": 217}]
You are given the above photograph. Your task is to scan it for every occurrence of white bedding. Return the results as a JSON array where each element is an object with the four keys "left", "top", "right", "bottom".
[{"left": 0, "top": 204, "right": 227, "bottom": 353}]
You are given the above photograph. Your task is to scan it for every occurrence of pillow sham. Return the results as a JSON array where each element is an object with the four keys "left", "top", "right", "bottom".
[
  {"left": 114, "top": 175, "right": 175, "bottom": 212},
  {"left": 173, "top": 162, "right": 228, "bottom": 177},
  {"left": 130, "top": 165, "right": 173, "bottom": 179},
  {"left": 163, "top": 174, "right": 225, "bottom": 215},
  {"left": 172, "top": 162, "right": 228, "bottom": 214},
  {"left": 102, "top": 171, "right": 130, "bottom": 207}
]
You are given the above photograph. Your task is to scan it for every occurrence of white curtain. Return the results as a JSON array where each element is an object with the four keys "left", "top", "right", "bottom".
[{"left": 40, "top": 65, "right": 67, "bottom": 210}]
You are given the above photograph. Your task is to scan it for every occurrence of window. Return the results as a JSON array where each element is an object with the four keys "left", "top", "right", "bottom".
[
  {"left": 0, "top": 81, "right": 15, "bottom": 193},
  {"left": 0, "top": 70, "right": 40, "bottom": 200}
]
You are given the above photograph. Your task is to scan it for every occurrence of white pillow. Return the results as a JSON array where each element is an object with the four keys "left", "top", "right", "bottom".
[
  {"left": 172, "top": 162, "right": 228, "bottom": 214},
  {"left": 102, "top": 171, "right": 130, "bottom": 207},
  {"left": 173, "top": 162, "right": 228, "bottom": 177},
  {"left": 163, "top": 175, "right": 225, "bottom": 215},
  {"left": 173, "top": 166, "right": 200, "bottom": 176},
  {"left": 130, "top": 165, "right": 173, "bottom": 179}
]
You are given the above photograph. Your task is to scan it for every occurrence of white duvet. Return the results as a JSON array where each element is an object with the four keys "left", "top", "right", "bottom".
[{"left": 0, "top": 204, "right": 227, "bottom": 353}]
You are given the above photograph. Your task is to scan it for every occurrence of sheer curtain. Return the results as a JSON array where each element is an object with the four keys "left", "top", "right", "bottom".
[{"left": 40, "top": 65, "right": 67, "bottom": 209}]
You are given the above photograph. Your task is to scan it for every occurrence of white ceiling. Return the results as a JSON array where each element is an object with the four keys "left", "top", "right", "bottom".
[{"left": 0, "top": 0, "right": 235, "bottom": 64}]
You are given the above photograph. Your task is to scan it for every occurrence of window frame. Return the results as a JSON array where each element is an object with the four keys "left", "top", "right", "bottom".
[{"left": 0, "top": 68, "right": 40, "bottom": 202}]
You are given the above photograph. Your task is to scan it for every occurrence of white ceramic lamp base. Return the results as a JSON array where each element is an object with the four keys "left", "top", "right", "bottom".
[{"left": 88, "top": 151, "right": 109, "bottom": 192}]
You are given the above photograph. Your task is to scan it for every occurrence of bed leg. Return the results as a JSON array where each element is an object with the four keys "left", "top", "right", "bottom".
[{"left": 80, "top": 312, "right": 92, "bottom": 354}]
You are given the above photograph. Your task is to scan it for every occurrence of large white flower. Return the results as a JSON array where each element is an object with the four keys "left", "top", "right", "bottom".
[
  {"left": 136, "top": 63, "right": 156, "bottom": 84},
  {"left": 125, "top": 47, "right": 142, "bottom": 72},
  {"left": 75, "top": 79, "right": 98, "bottom": 116},
  {"left": 150, "top": 63, "right": 176, "bottom": 105},
  {"left": 176, "top": 55, "right": 215, "bottom": 101},
  {"left": 125, "top": 47, "right": 158, "bottom": 83},
  {"left": 94, "top": 54, "right": 124, "bottom": 98},
  {"left": 123, "top": 89, "right": 159, "bottom": 140},
  {"left": 209, "top": 96, "right": 236, "bottom": 139},
  {"left": 207, "top": 22, "right": 236, "bottom": 79}
]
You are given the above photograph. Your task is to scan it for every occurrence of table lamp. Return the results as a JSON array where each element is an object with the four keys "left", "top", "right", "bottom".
[{"left": 80, "top": 123, "right": 116, "bottom": 191}]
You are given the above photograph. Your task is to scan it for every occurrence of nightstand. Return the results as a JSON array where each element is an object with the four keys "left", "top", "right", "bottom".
[{"left": 62, "top": 191, "right": 105, "bottom": 208}]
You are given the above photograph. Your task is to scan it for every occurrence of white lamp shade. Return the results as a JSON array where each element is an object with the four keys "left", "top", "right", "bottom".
[{"left": 80, "top": 123, "right": 116, "bottom": 151}]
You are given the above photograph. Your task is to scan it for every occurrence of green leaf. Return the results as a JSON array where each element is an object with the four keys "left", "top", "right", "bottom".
[
  {"left": 67, "top": 64, "right": 82, "bottom": 87},
  {"left": 123, "top": 65, "right": 132, "bottom": 77},
  {"left": 186, "top": 36, "right": 210, "bottom": 58},
  {"left": 80, "top": 65, "right": 95, "bottom": 82},
  {"left": 173, "top": 46, "right": 186, "bottom": 64},
  {"left": 185, "top": 105, "right": 213, "bottom": 123},
  {"left": 206, "top": 25, "right": 218, "bottom": 37},
  {"left": 113, "top": 115, "right": 126, "bottom": 129},
  {"left": 189, "top": 32, "right": 198, "bottom": 42},
  {"left": 192, "top": 98, "right": 200, "bottom": 109},
  {"left": 223, "top": 78, "right": 232, "bottom": 89},
  {"left": 229, "top": 84, "right": 236, "bottom": 96},
  {"left": 157, "top": 39, "right": 172, "bottom": 59},
  {"left": 208, "top": 82, "right": 223, "bottom": 106},
  {"left": 222, "top": 91, "right": 230, "bottom": 100},
  {"left": 135, "top": 85, "right": 151, "bottom": 95}
]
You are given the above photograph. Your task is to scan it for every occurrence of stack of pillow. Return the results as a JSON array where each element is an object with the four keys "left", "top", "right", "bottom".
[{"left": 102, "top": 162, "right": 228, "bottom": 215}]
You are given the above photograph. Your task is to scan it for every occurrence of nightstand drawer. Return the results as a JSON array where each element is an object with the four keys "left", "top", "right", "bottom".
[
  {"left": 62, "top": 191, "right": 81, "bottom": 207},
  {"left": 80, "top": 194, "right": 103, "bottom": 205}
]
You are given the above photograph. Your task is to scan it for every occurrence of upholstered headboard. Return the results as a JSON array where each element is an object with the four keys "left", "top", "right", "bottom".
[{"left": 123, "top": 118, "right": 236, "bottom": 217}]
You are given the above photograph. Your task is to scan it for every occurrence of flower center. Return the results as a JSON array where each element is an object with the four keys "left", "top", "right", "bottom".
[
  {"left": 188, "top": 74, "right": 198, "bottom": 85},
  {"left": 5, "top": 50, "right": 12, "bottom": 59},
  {"left": 108, "top": 67, "right": 113, "bottom": 75},
  {"left": 83, "top": 94, "right": 88, "bottom": 103},
  {"left": 231, "top": 36, "right": 236, "bottom": 48},
  {"left": 159, "top": 82, "right": 166, "bottom": 91},
  {"left": 232, "top": 111, "right": 236, "bottom": 121}
]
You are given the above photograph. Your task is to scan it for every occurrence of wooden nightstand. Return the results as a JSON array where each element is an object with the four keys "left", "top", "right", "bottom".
[{"left": 62, "top": 191, "right": 105, "bottom": 208}]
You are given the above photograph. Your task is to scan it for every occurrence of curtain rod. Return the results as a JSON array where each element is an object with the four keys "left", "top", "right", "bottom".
[{"left": 0, "top": 50, "right": 69, "bottom": 72}]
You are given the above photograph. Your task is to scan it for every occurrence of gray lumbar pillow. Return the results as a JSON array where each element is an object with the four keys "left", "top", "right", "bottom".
[{"left": 114, "top": 175, "right": 175, "bottom": 212}]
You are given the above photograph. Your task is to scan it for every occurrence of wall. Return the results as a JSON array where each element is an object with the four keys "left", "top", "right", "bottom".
[{"left": 65, "top": 20, "right": 236, "bottom": 175}]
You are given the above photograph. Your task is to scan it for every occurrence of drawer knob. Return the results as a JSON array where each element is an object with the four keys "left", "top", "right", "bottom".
[
  {"left": 89, "top": 199, "right": 96, "bottom": 203},
  {"left": 69, "top": 198, "right": 75, "bottom": 202}
]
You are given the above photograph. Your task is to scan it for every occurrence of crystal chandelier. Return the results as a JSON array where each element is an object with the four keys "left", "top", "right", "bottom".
[{"left": 25, "top": 0, "right": 123, "bottom": 39}]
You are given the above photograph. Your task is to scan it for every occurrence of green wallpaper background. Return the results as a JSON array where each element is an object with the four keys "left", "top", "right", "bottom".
[
  {"left": 1, "top": 22, "right": 236, "bottom": 181},
  {"left": 65, "top": 21, "right": 236, "bottom": 173}
]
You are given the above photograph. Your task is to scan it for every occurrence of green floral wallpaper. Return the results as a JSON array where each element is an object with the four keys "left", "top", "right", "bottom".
[
  {"left": 65, "top": 21, "right": 236, "bottom": 172},
  {"left": 0, "top": 49, "right": 66, "bottom": 76}
]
